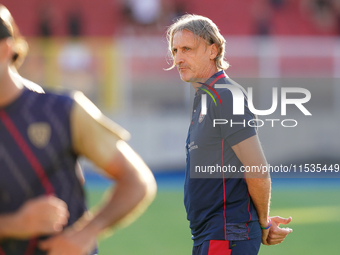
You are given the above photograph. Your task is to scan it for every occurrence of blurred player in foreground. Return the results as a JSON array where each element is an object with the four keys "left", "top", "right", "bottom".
[
  {"left": 0, "top": 4, "right": 156, "bottom": 255},
  {"left": 166, "top": 14, "right": 292, "bottom": 254}
]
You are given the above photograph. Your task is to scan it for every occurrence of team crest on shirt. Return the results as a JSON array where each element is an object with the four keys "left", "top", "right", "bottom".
[
  {"left": 27, "top": 122, "right": 51, "bottom": 148},
  {"left": 198, "top": 111, "right": 205, "bottom": 123}
]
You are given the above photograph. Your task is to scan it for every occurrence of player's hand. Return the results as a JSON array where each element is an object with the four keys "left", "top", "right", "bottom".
[
  {"left": 264, "top": 216, "right": 293, "bottom": 245},
  {"left": 15, "top": 196, "right": 69, "bottom": 238},
  {"left": 259, "top": 218, "right": 270, "bottom": 245},
  {"left": 38, "top": 228, "right": 97, "bottom": 255}
]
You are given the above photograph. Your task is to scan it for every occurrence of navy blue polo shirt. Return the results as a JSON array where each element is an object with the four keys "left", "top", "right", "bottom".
[{"left": 184, "top": 71, "right": 262, "bottom": 246}]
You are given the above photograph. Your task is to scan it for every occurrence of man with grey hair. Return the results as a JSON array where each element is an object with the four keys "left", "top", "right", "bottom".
[{"left": 167, "top": 14, "right": 292, "bottom": 254}]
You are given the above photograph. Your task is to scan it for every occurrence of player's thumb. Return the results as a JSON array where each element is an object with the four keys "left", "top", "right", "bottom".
[{"left": 273, "top": 216, "right": 292, "bottom": 225}]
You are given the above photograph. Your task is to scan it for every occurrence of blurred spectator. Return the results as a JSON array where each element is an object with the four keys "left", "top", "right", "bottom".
[
  {"left": 37, "top": 0, "right": 54, "bottom": 37},
  {"left": 58, "top": 41, "right": 98, "bottom": 102},
  {"left": 331, "top": 0, "right": 340, "bottom": 35},
  {"left": 301, "top": 0, "right": 337, "bottom": 32},
  {"left": 270, "top": 0, "right": 285, "bottom": 10},
  {"left": 129, "top": 0, "right": 161, "bottom": 26},
  {"left": 120, "top": 0, "right": 187, "bottom": 34},
  {"left": 67, "top": 9, "right": 83, "bottom": 37},
  {"left": 60, "top": 4, "right": 97, "bottom": 100},
  {"left": 252, "top": 0, "right": 273, "bottom": 35},
  {"left": 165, "top": 1, "right": 186, "bottom": 23},
  {"left": 121, "top": 0, "right": 186, "bottom": 34}
]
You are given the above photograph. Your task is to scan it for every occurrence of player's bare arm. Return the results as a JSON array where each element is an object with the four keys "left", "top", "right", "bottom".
[
  {"left": 38, "top": 92, "right": 157, "bottom": 254},
  {"left": 231, "top": 135, "right": 270, "bottom": 221},
  {"left": 232, "top": 135, "right": 271, "bottom": 244},
  {"left": 232, "top": 135, "right": 292, "bottom": 245}
]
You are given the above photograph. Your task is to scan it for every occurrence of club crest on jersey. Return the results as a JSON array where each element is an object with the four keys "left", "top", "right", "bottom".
[
  {"left": 27, "top": 122, "right": 51, "bottom": 148},
  {"left": 199, "top": 111, "right": 205, "bottom": 123}
]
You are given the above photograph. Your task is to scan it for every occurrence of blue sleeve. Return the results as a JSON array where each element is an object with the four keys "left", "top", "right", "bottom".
[{"left": 215, "top": 89, "right": 257, "bottom": 146}]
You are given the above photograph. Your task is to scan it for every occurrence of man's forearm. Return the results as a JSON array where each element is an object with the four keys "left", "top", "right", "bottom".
[
  {"left": 81, "top": 169, "right": 155, "bottom": 236},
  {"left": 74, "top": 142, "right": 157, "bottom": 238},
  {"left": 245, "top": 174, "right": 271, "bottom": 225},
  {"left": 231, "top": 135, "right": 271, "bottom": 225}
]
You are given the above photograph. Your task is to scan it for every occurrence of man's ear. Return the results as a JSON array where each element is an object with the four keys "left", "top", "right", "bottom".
[
  {"left": 209, "top": 43, "right": 218, "bottom": 60},
  {"left": 0, "top": 38, "right": 14, "bottom": 62}
]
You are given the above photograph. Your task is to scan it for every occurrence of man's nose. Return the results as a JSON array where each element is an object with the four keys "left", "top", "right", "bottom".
[{"left": 174, "top": 52, "right": 184, "bottom": 65}]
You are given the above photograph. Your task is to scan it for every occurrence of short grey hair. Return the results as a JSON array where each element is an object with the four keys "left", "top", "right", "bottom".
[{"left": 166, "top": 14, "right": 229, "bottom": 70}]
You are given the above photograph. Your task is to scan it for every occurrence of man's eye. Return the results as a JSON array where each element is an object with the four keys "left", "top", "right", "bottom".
[
  {"left": 184, "top": 47, "right": 190, "bottom": 51},
  {"left": 173, "top": 49, "right": 177, "bottom": 53}
]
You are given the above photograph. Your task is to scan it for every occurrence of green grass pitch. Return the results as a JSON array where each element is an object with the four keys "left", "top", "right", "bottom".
[{"left": 86, "top": 187, "right": 340, "bottom": 255}]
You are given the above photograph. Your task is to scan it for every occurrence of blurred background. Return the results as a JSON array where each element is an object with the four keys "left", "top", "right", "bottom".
[{"left": 3, "top": 0, "right": 340, "bottom": 254}]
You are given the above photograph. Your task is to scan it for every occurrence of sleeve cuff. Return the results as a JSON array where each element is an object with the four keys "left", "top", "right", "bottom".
[{"left": 226, "top": 127, "right": 257, "bottom": 147}]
